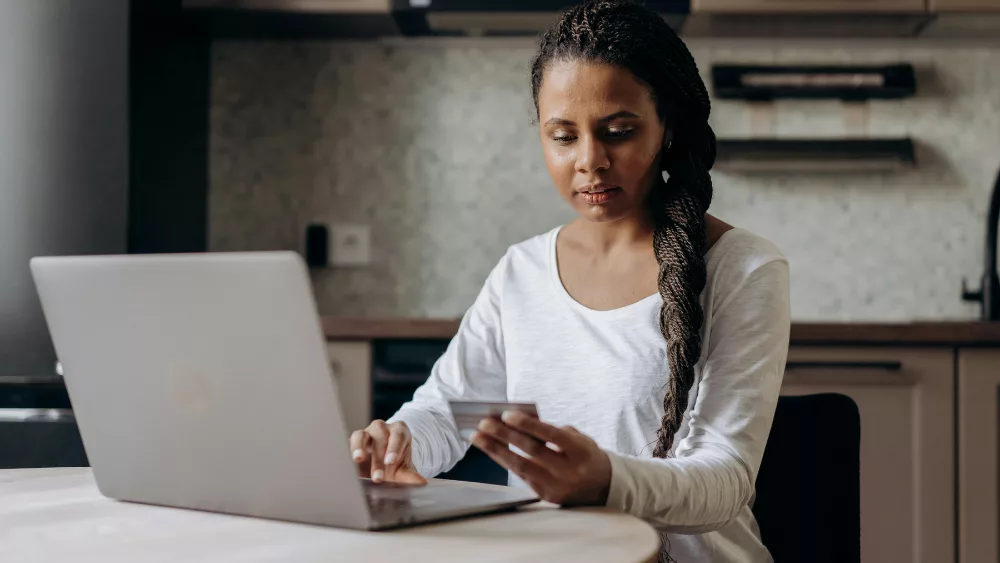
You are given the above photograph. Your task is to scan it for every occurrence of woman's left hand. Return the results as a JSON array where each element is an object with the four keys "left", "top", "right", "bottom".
[{"left": 471, "top": 411, "right": 612, "bottom": 507}]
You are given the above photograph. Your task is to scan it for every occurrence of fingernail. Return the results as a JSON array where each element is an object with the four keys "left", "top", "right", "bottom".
[
  {"left": 352, "top": 449, "right": 363, "bottom": 461},
  {"left": 372, "top": 470, "right": 384, "bottom": 481},
  {"left": 384, "top": 453, "right": 397, "bottom": 465},
  {"left": 478, "top": 419, "right": 491, "bottom": 431},
  {"left": 501, "top": 411, "right": 516, "bottom": 423}
]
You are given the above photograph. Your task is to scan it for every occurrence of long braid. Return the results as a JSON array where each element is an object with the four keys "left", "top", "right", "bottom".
[{"left": 531, "top": 1, "right": 716, "bottom": 459}]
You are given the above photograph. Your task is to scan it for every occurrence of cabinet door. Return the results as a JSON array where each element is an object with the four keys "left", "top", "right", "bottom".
[
  {"left": 327, "top": 341, "right": 372, "bottom": 434},
  {"left": 781, "top": 347, "right": 954, "bottom": 563},
  {"left": 185, "top": 0, "right": 391, "bottom": 12},
  {"left": 957, "top": 349, "right": 1000, "bottom": 563},
  {"left": 930, "top": 0, "right": 1000, "bottom": 11},
  {"left": 692, "top": 0, "right": 925, "bottom": 13}
]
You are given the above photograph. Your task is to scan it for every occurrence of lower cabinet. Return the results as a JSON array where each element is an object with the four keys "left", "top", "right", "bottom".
[
  {"left": 957, "top": 349, "right": 1000, "bottom": 563},
  {"left": 327, "top": 341, "right": 372, "bottom": 435},
  {"left": 781, "top": 347, "right": 955, "bottom": 563}
]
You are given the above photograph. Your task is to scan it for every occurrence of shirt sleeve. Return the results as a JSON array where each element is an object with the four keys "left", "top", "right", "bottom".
[
  {"left": 603, "top": 259, "right": 791, "bottom": 533},
  {"left": 386, "top": 252, "right": 510, "bottom": 478}
]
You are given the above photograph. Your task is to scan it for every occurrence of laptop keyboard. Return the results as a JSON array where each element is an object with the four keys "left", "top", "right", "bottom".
[
  {"left": 361, "top": 478, "right": 537, "bottom": 527},
  {"left": 362, "top": 480, "right": 435, "bottom": 512}
]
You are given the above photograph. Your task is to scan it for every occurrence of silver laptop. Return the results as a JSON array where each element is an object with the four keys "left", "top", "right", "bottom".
[{"left": 30, "top": 251, "right": 538, "bottom": 530}]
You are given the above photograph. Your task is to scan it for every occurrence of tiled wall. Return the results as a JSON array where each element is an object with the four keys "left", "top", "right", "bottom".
[{"left": 210, "top": 39, "right": 1000, "bottom": 321}]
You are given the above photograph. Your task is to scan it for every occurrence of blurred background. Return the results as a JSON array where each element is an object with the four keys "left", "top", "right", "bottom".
[{"left": 1, "top": 1, "right": 999, "bottom": 562}]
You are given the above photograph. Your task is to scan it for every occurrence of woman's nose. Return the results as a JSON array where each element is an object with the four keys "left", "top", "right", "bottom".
[{"left": 575, "top": 136, "right": 610, "bottom": 174}]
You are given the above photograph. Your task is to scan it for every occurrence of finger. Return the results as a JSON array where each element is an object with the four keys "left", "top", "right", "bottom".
[
  {"left": 501, "top": 411, "right": 579, "bottom": 452},
  {"left": 471, "top": 431, "right": 554, "bottom": 484},
  {"left": 368, "top": 422, "right": 389, "bottom": 483},
  {"left": 350, "top": 430, "right": 371, "bottom": 463},
  {"left": 395, "top": 467, "right": 429, "bottom": 485},
  {"left": 477, "top": 418, "right": 565, "bottom": 468},
  {"left": 383, "top": 425, "right": 408, "bottom": 469}
]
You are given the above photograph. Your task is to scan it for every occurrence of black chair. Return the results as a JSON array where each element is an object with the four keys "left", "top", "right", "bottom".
[{"left": 752, "top": 393, "right": 860, "bottom": 563}]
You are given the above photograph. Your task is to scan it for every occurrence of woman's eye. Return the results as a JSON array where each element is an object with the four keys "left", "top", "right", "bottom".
[
  {"left": 605, "top": 128, "right": 634, "bottom": 140},
  {"left": 552, "top": 134, "right": 577, "bottom": 144}
]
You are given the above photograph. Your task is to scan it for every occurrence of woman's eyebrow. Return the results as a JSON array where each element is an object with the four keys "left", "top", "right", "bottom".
[
  {"left": 544, "top": 110, "right": 640, "bottom": 127},
  {"left": 599, "top": 110, "right": 640, "bottom": 122},
  {"left": 544, "top": 117, "right": 575, "bottom": 127}
]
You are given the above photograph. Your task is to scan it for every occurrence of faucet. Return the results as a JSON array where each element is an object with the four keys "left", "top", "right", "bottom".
[{"left": 962, "top": 166, "right": 1000, "bottom": 321}]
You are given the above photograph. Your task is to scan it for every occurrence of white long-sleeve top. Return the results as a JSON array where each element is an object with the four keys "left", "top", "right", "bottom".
[{"left": 388, "top": 226, "right": 791, "bottom": 563}]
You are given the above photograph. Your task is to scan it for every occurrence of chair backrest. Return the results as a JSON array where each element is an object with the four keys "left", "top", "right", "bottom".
[{"left": 752, "top": 393, "right": 860, "bottom": 563}]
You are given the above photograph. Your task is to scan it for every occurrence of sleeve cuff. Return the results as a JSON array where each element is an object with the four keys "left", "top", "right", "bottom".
[
  {"left": 604, "top": 450, "right": 637, "bottom": 513},
  {"left": 387, "top": 410, "right": 434, "bottom": 477}
]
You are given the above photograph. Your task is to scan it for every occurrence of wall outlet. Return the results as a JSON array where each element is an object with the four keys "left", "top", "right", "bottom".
[{"left": 331, "top": 223, "right": 371, "bottom": 266}]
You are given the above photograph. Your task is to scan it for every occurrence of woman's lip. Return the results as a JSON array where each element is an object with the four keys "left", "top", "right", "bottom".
[
  {"left": 578, "top": 183, "right": 619, "bottom": 194},
  {"left": 579, "top": 187, "right": 622, "bottom": 205}
]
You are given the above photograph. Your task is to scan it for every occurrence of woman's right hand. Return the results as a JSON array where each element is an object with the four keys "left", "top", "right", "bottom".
[{"left": 350, "top": 420, "right": 427, "bottom": 485}]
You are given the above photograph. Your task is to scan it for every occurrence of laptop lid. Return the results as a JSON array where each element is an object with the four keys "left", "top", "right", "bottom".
[{"left": 30, "top": 252, "right": 371, "bottom": 529}]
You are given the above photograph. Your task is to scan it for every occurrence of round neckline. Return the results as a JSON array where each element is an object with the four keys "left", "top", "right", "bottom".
[{"left": 548, "top": 225, "right": 743, "bottom": 317}]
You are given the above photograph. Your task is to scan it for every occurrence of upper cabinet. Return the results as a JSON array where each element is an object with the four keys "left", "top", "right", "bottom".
[
  {"left": 922, "top": 0, "right": 1000, "bottom": 36},
  {"left": 185, "top": 0, "right": 391, "bottom": 12},
  {"left": 182, "top": 0, "right": 400, "bottom": 38},
  {"left": 691, "top": 0, "right": 925, "bottom": 13},
  {"left": 930, "top": 0, "right": 1000, "bottom": 10},
  {"left": 682, "top": 0, "right": 932, "bottom": 37},
  {"left": 183, "top": 0, "right": 1000, "bottom": 38}
]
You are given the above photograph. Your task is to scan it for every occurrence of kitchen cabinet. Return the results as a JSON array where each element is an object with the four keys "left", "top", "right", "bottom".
[
  {"left": 781, "top": 347, "right": 954, "bottom": 563},
  {"left": 922, "top": 0, "right": 1000, "bottom": 38},
  {"left": 957, "top": 350, "right": 1000, "bottom": 563},
  {"left": 327, "top": 341, "right": 372, "bottom": 434},
  {"left": 182, "top": 0, "right": 399, "bottom": 39},
  {"left": 185, "top": 0, "right": 391, "bottom": 11},
  {"left": 319, "top": 0, "right": 391, "bottom": 11},
  {"left": 930, "top": 0, "right": 1000, "bottom": 10},
  {"left": 691, "top": 0, "right": 926, "bottom": 13},
  {"left": 0, "top": 378, "right": 85, "bottom": 468}
]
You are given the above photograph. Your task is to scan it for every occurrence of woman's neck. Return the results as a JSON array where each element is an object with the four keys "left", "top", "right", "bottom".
[
  {"left": 566, "top": 213, "right": 730, "bottom": 256},
  {"left": 567, "top": 213, "right": 655, "bottom": 255}
]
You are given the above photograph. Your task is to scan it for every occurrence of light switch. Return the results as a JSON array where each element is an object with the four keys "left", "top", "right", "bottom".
[{"left": 331, "top": 223, "right": 371, "bottom": 266}]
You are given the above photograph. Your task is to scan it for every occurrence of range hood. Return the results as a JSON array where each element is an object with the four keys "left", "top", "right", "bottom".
[
  {"left": 391, "top": 0, "right": 689, "bottom": 36},
  {"left": 715, "top": 138, "right": 916, "bottom": 173}
]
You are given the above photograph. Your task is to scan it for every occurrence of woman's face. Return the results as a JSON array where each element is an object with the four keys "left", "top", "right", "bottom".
[{"left": 537, "top": 59, "right": 669, "bottom": 223}]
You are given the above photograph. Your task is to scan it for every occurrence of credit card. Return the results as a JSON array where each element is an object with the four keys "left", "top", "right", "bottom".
[{"left": 449, "top": 400, "right": 539, "bottom": 440}]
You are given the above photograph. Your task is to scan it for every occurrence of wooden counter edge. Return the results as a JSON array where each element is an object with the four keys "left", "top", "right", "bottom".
[{"left": 322, "top": 317, "right": 1000, "bottom": 346}]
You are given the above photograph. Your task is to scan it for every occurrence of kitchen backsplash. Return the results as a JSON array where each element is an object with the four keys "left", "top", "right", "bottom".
[{"left": 210, "top": 39, "right": 1000, "bottom": 321}]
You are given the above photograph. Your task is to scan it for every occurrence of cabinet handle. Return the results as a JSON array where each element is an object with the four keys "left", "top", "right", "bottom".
[
  {"left": 785, "top": 360, "right": 903, "bottom": 371},
  {"left": 0, "top": 409, "right": 76, "bottom": 423}
]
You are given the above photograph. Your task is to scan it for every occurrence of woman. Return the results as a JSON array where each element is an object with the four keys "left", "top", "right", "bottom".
[{"left": 350, "top": 1, "right": 790, "bottom": 561}]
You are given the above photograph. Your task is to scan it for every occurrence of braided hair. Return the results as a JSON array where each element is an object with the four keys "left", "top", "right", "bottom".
[{"left": 531, "top": 0, "right": 716, "bottom": 458}]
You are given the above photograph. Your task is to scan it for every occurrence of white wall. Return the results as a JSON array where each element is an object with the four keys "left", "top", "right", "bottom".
[{"left": 209, "top": 39, "right": 1000, "bottom": 321}]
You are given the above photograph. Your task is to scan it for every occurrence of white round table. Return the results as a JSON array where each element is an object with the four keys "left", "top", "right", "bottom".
[{"left": 2, "top": 468, "right": 659, "bottom": 563}]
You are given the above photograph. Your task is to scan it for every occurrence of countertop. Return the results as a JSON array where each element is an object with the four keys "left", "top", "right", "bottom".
[
  {"left": 2, "top": 468, "right": 659, "bottom": 563},
  {"left": 321, "top": 317, "right": 1000, "bottom": 346}
]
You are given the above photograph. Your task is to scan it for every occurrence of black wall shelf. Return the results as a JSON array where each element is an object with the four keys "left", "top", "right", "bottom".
[
  {"left": 712, "top": 64, "right": 917, "bottom": 101},
  {"left": 715, "top": 138, "right": 916, "bottom": 174}
]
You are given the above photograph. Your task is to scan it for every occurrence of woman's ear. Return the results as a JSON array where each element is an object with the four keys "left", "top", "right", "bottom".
[{"left": 662, "top": 129, "right": 673, "bottom": 151}]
